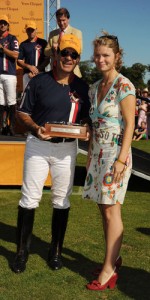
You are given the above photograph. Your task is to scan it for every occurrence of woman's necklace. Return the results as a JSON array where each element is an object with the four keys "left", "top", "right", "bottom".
[
  {"left": 100, "top": 71, "right": 118, "bottom": 87},
  {"left": 97, "top": 72, "right": 118, "bottom": 106},
  {"left": 101, "top": 80, "right": 114, "bottom": 87}
]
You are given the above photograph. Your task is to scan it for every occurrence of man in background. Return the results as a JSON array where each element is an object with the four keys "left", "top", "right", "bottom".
[
  {"left": 44, "top": 7, "right": 83, "bottom": 77},
  {"left": 17, "top": 21, "right": 49, "bottom": 91},
  {"left": 0, "top": 15, "right": 19, "bottom": 136}
]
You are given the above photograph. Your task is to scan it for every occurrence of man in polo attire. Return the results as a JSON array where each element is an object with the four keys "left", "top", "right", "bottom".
[
  {"left": 17, "top": 21, "right": 49, "bottom": 91},
  {"left": 12, "top": 34, "right": 91, "bottom": 274},
  {"left": 0, "top": 14, "right": 19, "bottom": 135}
]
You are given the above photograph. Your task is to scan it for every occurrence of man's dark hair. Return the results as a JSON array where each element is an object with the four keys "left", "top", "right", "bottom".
[{"left": 56, "top": 8, "right": 70, "bottom": 19}]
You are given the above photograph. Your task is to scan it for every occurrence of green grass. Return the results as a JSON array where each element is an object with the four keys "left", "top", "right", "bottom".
[
  {"left": 0, "top": 188, "right": 150, "bottom": 300},
  {"left": 0, "top": 140, "right": 149, "bottom": 299},
  {"left": 132, "top": 140, "right": 150, "bottom": 154}
]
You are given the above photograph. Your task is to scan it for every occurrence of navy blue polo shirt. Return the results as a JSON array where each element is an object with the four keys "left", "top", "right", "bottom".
[
  {"left": 18, "top": 37, "right": 47, "bottom": 74},
  {"left": 18, "top": 71, "right": 90, "bottom": 126},
  {"left": 0, "top": 32, "right": 19, "bottom": 75}
]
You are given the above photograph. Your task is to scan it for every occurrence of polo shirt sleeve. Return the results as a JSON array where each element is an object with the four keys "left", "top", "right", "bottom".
[
  {"left": 18, "top": 79, "right": 37, "bottom": 115},
  {"left": 18, "top": 42, "right": 24, "bottom": 60},
  {"left": 10, "top": 35, "right": 19, "bottom": 52}
]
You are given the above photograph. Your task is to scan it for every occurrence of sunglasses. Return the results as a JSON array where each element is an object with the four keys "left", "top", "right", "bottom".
[
  {"left": 60, "top": 49, "right": 79, "bottom": 60},
  {"left": 0, "top": 20, "right": 8, "bottom": 26},
  {"left": 100, "top": 35, "right": 119, "bottom": 46}
]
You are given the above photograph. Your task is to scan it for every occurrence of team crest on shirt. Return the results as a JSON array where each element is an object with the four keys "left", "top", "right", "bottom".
[
  {"left": 69, "top": 91, "right": 80, "bottom": 103},
  {"left": 35, "top": 44, "right": 42, "bottom": 50},
  {"left": 3, "top": 41, "right": 9, "bottom": 48}
]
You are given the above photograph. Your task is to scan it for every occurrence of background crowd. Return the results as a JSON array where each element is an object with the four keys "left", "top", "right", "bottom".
[{"left": 134, "top": 87, "right": 150, "bottom": 140}]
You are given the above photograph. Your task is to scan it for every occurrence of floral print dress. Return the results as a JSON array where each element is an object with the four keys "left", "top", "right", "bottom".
[{"left": 83, "top": 74, "right": 135, "bottom": 204}]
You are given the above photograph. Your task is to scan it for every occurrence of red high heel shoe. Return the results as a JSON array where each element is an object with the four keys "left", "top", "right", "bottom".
[
  {"left": 92, "top": 256, "right": 122, "bottom": 276},
  {"left": 86, "top": 272, "right": 118, "bottom": 291}
]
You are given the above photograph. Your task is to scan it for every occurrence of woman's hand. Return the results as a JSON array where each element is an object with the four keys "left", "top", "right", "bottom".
[
  {"left": 81, "top": 123, "right": 92, "bottom": 141},
  {"left": 112, "top": 160, "right": 126, "bottom": 183}
]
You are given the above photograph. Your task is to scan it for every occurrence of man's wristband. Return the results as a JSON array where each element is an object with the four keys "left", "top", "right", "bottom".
[{"left": 116, "top": 159, "right": 127, "bottom": 166}]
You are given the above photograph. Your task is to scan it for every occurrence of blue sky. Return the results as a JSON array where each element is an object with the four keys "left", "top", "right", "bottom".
[{"left": 60, "top": 0, "right": 150, "bottom": 82}]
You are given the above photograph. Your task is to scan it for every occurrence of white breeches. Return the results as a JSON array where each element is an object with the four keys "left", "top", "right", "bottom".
[
  {"left": 19, "top": 134, "right": 77, "bottom": 209},
  {"left": 0, "top": 74, "right": 17, "bottom": 105}
]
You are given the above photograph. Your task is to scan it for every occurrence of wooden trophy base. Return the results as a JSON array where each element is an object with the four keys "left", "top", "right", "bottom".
[{"left": 44, "top": 123, "right": 88, "bottom": 139}]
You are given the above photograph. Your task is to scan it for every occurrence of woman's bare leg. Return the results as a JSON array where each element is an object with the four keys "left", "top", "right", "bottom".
[{"left": 98, "top": 203, "right": 123, "bottom": 285}]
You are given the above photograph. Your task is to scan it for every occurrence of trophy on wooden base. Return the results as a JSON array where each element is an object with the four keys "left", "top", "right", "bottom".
[{"left": 44, "top": 122, "right": 88, "bottom": 139}]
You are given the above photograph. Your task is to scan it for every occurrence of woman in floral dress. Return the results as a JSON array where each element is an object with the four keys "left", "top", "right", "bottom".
[{"left": 83, "top": 32, "right": 136, "bottom": 291}]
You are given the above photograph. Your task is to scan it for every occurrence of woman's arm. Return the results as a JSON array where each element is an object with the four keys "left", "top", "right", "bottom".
[
  {"left": 119, "top": 95, "right": 136, "bottom": 160},
  {"left": 86, "top": 132, "right": 93, "bottom": 170},
  {"left": 112, "top": 94, "right": 136, "bottom": 182}
]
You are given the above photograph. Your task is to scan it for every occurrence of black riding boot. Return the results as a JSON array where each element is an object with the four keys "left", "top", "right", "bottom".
[
  {"left": 0, "top": 105, "right": 4, "bottom": 134},
  {"left": 48, "top": 207, "right": 70, "bottom": 270},
  {"left": 8, "top": 104, "right": 16, "bottom": 136},
  {"left": 12, "top": 206, "right": 35, "bottom": 273}
]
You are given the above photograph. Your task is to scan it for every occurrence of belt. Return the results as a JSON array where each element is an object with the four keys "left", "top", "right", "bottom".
[{"left": 48, "top": 137, "right": 76, "bottom": 143}]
